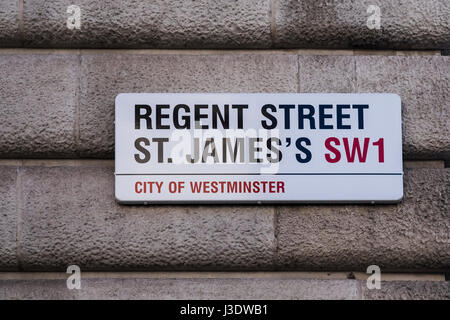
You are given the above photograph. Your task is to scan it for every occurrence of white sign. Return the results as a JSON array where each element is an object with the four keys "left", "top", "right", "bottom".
[{"left": 115, "top": 93, "right": 403, "bottom": 203}]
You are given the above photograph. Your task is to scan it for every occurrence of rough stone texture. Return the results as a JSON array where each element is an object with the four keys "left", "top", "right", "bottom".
[
  {"left": 79, "top": 53, "right": 298, "bottom": 157},
  {"left": 404, "top": 160, "right": 445, "bottom": 169},
  {"left": 369, "top": 169, "right": 450, "bottom": 271},
  {"left": 362, "top": 281, "right": 450, "bottom": 300},
  {"left": 275, "top": 0, "right": 450, "bottom": 50},
  {"left": 0, "top": 166, "right": 442, "bottom": 271},
  {"left": 1, "top": 277, "right": 448, "bottom": 300},
  {"left": 0, "top": 166, "right": 18, "bottom": 270},
  {"left": 0, "top": 1, "right": 444, "bottom": 49},
  {"left": 298, "top": 55, "right": 450, "bottom": 161},
  {"left": 79, "top": 278, "right": 358, "bottom": 300},
  {"left": 0, "top": 279, "right": 77, "bottom": 300},
  {"left": 23, "top": 0, "right": 271, "bottom": 48},
  {"left": 0, "top": 278, "right": 359, "bottom": 300},
  {"left": 276, "top": 168, "right": 450, "bottom": 271},
  {"left": 0, "top": 54, "right": 79, "bottom": 158},
  {"left": 356, "top": 55, "right": 450, "bottom": 161},
  {"left": 0, "top": 0, "right": 20, "bottom": 47},
  {"left": 20, "top": 166, "right": 275, "bottom": 270}
]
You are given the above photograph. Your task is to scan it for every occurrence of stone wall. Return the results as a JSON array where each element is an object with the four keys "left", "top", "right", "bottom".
[
  {"left": 1, "top": 1, "right": 449, "bottom": 49},
  {"left": 0, "top": 1, "right": 448, "bottom": 299}
]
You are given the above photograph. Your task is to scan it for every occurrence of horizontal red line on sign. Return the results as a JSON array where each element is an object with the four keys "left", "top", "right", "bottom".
[{"left": 115, "top": 173, "right": 403, "bottom": 176}]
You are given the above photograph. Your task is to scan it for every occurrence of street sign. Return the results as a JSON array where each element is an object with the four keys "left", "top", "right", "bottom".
[{"left": 115, "top": 93, "right": 403, "bottom": 203}]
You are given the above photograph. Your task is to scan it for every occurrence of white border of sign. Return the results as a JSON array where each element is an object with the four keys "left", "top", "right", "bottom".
[{"left": 115, "top": 93, "right": 403, "bottom": 204}]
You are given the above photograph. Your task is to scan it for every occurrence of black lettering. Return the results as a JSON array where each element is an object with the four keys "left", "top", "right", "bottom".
[
  {"left": 336, "top": 104, "right": 351, "bottom": 129},
  {"left": 249, "top": 137, "right": 263, "bottom": 163},
  {"left": 298, "top": 105, "right": 316, "bottom": 129},
  {"left": 223, "top": 138, "right": 245, "bottom": 163},
  {"left": 319, "top": 104, "right": 333, "bottom": 129},
  {"left": 352, "top": 104, "right": 369, "bottom": 129},
  {"left": 152, "top": 137, "right": 169, "bottom": 163},
  {"left": 212, "top": 104, "right": 229, "bottom": 129},
  {"left": 195, "top": 104, "right": 209, "bottom": 129},
  {"left": 202, "top": 138, "right": 219, "bottom": 163},
  {"left": 231, "top": 104, "right": 248, "bottom": 129},
  {"left": 267, "top": 137, "right": 282, "bottom": 163},
  {"left": 134, "top": 137, "right": 150, "bottom": 163},
  {"left": 174, "top": 104, "right": 190, "bottom": 129},
  {"left": 279, "top": 104, "right": 295, "bottom": 129},
  {"left": 295, "top": 137, "right": 312, "bottom": 163},
  {"left": 155, "top": 105, "right": 170, "bottom": 129}
]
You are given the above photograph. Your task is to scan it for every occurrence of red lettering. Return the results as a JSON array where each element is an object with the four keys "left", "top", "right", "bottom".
[
  {"left": 135, "top": 182, "right": 142, "bottom": 193},
  {"left": 373, "top": 138, "right": 385, "bottom": 162},
  {"left": 343, "top": 138, "right": 370, "bottom": 162},
  {"left": 325, "top": 137, "right": 341, "bottom": 163},
  {"left": 168, "top": 181, "right": 177, "bottom": 193},
  {"left": 277, "top": 181, "right": 285, "bottom": 193},
  {"left": 269, "top": 181, "right": 276, "bottom": 193},
  {"left": 211, "top": 181, "right": 218, "bottom": 193},
  {"left": 203, "top": 181, "right": 210, "bottom": 193},
  {"left": 190, "top": 181, "right": 201, "bottom": 193}
]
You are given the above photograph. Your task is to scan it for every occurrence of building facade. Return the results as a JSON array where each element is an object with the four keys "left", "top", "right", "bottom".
[{"left": 0, "top": 0, "right": 449, "bottom": 299}]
